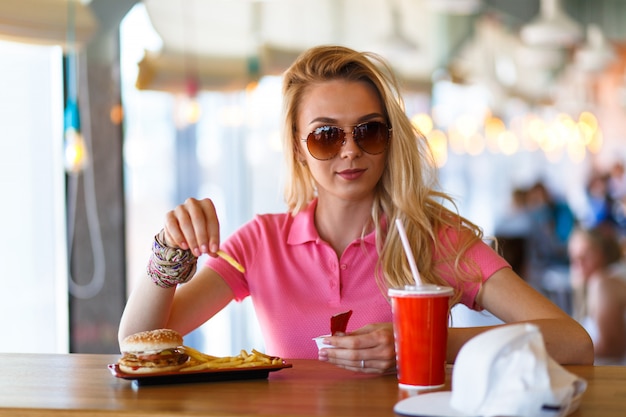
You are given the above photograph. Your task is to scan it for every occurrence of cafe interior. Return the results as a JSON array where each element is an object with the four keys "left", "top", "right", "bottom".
[{"left": 2, "top": 0, "right": 626, "bottom": 359}]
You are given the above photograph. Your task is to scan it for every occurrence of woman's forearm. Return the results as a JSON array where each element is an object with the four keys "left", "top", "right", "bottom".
[
  {"left": 118, "top": 275, "right": 177, "bottom": 344},
  {"left": 448, "top": 318, "right": 594, "bottom": 365}
]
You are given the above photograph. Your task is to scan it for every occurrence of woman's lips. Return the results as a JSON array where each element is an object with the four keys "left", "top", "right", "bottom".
[{"left": 337, "top": 168, "right": 366, "bottom": 180}]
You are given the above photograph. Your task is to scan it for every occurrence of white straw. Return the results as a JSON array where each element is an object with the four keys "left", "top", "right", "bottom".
[{"left": 395, "top": 218, "right": 423, "bottom": 286}]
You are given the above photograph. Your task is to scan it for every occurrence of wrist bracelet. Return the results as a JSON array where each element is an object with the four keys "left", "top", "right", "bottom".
[{"left": 147, "top": 230, "right": 197, "bottom": 288}]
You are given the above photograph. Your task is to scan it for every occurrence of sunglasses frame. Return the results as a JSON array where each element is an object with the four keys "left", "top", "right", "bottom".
[{"left": 300, "top": 121, "right": 392, "bottom": 161}]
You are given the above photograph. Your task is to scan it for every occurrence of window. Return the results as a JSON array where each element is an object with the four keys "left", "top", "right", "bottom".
[{"left": 0, "top": 40, "right": 68, "bottom": 353}]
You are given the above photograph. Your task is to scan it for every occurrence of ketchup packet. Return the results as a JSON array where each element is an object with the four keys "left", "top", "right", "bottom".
[{"left": 330, "top": 310, "right": 353, "bottom": 335}]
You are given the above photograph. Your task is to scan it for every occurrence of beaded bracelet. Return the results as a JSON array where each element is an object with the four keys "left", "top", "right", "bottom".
[{"left": 147, "top": 230, "right": 197, "bottom": 288}]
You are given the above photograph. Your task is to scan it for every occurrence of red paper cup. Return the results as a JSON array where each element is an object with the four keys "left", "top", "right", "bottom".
[{"left": 389, "top": 285, "right": 453, "bottom": 390}]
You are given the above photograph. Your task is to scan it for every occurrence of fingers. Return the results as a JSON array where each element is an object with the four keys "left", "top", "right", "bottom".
[
  {"left": 323, "top": 323, "right": 394, "bottom": 349},
  {"left": 318, "top": 324, "right": 396, "bottom": 374},
  {"left": 163, "top": 198, "right": 220, "bottom": 257},
  {"left": 318, "top": 348, "right": 394, "bottom": 374},
  {"left": 319, "top": 348, "right": 395, "bottom": 374}
]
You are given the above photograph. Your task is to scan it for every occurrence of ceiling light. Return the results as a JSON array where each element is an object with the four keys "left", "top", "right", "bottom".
[
  {"left": 520, "top": 0, "right": 583, "bottom": 48},
  {"left": 574, "top": 24, "right": 615, "bottom": 72},
  {"left": 373, "top": 0, "right": 419, "bottom": 61},
  {"left": 426, "top": 0, "right": 483, "bottom": 15}
]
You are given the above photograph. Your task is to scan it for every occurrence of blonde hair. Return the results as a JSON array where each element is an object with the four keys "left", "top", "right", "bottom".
[{"left": 281, "top": 45, "right": 483, "bottom": 304}]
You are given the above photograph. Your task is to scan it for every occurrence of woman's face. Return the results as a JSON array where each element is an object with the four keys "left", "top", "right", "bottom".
[
  {"left": 568, "top": 232, "right": 604, "bottom": 285},
  {"left": 296, "top": 79, "right": 388, "bottom": 204}
]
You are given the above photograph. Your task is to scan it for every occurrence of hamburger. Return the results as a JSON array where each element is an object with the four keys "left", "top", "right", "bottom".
[{"left": 118, "top": 329, "right": 189, "bottom": 374}]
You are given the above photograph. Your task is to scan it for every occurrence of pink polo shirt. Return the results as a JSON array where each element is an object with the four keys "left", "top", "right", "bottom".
[{"left": 205, "top": 199, "right": 509, "bottom": 359}]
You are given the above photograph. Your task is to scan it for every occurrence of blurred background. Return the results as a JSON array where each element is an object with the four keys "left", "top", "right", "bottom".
[{"left": 2, "top": 0, "right": 626, "bottom": 354}]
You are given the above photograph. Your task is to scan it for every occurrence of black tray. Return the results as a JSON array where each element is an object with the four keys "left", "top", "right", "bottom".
[{"left": 108, "top": 361, "right": 292, "bottom": 386}]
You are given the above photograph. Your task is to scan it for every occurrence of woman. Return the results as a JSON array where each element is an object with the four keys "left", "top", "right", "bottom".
[
  {"left": 119, "top": 45, "right": 593, "bottom": 373},
  {"left": 568, "top": 225, "right": 626, "bottom": 364}
]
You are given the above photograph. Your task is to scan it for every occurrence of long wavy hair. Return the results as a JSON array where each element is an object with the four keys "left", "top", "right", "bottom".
[{"left": 281, "top": 45, "right": 484, "bottom": 305}]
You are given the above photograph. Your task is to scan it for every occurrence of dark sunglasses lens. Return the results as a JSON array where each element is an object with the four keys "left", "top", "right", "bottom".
[
  {"left": 354, "top": 122, "right": 389, "bottom": 155},
  {"left": 307, "top": 126, "right": 344, "bottom": 160}
]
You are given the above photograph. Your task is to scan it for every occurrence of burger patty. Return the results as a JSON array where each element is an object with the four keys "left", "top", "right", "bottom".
[{"left": 119, "top": 350, "right": 189, "bottom": 369}]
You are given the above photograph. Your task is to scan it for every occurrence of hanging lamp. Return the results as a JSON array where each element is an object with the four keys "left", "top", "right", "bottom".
[
  {"left": 574, "top": 24, "right": 615, "bottom": 72},
  {"left": 374, "top": 0, "right": 419, "bottom": 61},
  {"left": 520, "top": 0, "right": 583, "bottom": 48},
  {"left": 174, "top": 0, "right": 202, "bottom": 127},
  {"left": 63, "top": 0, "right": 88, "bottom": 174}
]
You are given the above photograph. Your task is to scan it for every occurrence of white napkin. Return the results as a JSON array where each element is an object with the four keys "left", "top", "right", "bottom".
[{"left": 394, "top": 323, "right": 587, "bottom": 417}]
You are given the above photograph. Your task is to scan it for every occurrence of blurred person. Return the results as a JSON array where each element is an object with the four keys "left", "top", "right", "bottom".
[
  {"left": 495, "top": 188, "right": 531, "bottom": 238},
  {"left": 608, "top": 161, "right": 626, "bottom": 201},
  {"left": 582, "top": 172, "right": 617, "bottom": 229},
  {"left": 526, "top": 181, "right": 577, "bottom": 267},
  {"left": 119, "top": 45, "right": 593, "bottom": 373},
  {"left": 494, "top": 187, "right": 531, "bottom": 277},
  {"left": 568, "top": 224, "right": 626, "bottom": 364},
  {"left": 525, "top": 181, "right": 577, "bottom": 298},
  {"left": 608, "top": 161, "right": 626, "bottom": 237}
]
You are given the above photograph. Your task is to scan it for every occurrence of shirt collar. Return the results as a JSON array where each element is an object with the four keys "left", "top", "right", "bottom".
[{"left": 287, "top": 199, "right": 380, "bottom": 246}]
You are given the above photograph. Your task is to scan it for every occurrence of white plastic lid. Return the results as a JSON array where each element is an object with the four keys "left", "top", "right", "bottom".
[{"left": 388, "top": 284, "right": 453, "bottom": 297}]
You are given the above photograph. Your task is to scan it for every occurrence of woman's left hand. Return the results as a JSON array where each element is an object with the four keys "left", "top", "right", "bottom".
[{"left": 317, "top": 323, "right": 396, "bottom": 374}]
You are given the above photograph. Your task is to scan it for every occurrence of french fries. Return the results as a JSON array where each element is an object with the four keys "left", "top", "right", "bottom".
[
  {"left": 179, "top": 346, "right": 283, "bottom": 371},
  {"left": 216, "top": 250, "right": 246, "bottom": 273}
]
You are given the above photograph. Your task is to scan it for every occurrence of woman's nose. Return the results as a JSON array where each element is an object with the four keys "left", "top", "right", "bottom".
[{"left": 339, "top": 130, "right": 361, "bottom": 158}]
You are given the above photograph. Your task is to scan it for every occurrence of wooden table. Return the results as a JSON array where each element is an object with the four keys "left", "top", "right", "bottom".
[{"left": 0, "top": 353, "right": 625, "bottom": 416}]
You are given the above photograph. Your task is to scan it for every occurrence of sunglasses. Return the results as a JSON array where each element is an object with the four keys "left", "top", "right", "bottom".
[{"left": 301, "top": 121, "right": 391, "bottom": 160}]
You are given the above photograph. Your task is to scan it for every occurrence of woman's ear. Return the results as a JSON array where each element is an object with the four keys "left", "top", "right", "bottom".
[
  {"left": 296, "top": 148, "right": 307, "bottom": 166},
  {"left": 294, "top": 140, "right": 307, "bottom": 166}
]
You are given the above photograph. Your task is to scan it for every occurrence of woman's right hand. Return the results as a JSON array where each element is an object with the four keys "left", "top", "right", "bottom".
[{"left": 162, "top": 197, "right": 221, "bottom": 257}]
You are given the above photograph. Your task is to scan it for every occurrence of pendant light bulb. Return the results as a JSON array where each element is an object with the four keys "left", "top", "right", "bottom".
[
  {"left": 64, "top": 128, "right": 88, "bottom": 174},
  {"left": 64, "top": 99, "right": 88, "bottom": 174},
  {"left": 174, "top": 77, "right": 202, "bottom": 127}
]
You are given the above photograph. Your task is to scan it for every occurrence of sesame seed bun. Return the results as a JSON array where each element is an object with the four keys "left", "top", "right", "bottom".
[
  {"left": 118, "top": 329, "right": 188, "bottom": 374},
  {"left": 120, "top": 329, "right": 183, "bottom": 353}
]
